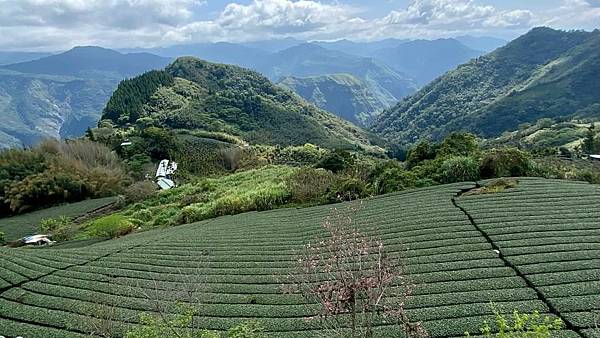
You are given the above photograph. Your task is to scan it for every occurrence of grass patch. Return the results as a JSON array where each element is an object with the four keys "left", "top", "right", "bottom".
[{"left": 0, "top": 197, "right": 116, "bottom": 242}]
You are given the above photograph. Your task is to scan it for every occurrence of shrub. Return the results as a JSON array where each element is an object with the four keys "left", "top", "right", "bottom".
[
  {"left": 439, "top": 156, "right": 480, "bottom": 184},
  {"left": 317, "top": 149, "right": 354, "bottom": 173},
  {"left": 480, "top": 148, "right": 534, "bottom": 179},
  {"left": 329, "top": 177, "right": 370, "bottom": 202},
  {"left": 406, "top": 141, "right": 437, "bottom": 169},
  {"left": 39, "top": 216, "right": 73, "bottom": 241},
  {"left": 227, "top": 321, "right": 267, "bottom": 338},
  {"left": 131, "top": 209, "right": 153, "bottom": 222},
  {"left": 4, "top": 169, "right": 87, "bottom": 213},
  {"left": 371, "top": 161, "right": 416, "bottom": 195},
  {"left": 465, "top": 306, "right": 562, "bottom": 338},
  {"left": 437, "top": 133, "right": 480, "bottom": 159},
  {"left": 0, "top": 231, "right": 5, "bottom": 245},
  {"left": 124, "top": 180, "right": 157, "bottom": 203},
  {"left": 287, "top": 167, "right": 337, "bottom": 204},
  {"left": 86, "top": 214, "right": 134, "bottom": 238}
]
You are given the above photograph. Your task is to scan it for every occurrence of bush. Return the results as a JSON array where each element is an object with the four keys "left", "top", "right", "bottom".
[
  {"left": 329, "top": 177, "right": 370, "bottom": 202},
  {"left": 86, "top": 214, "right": 134, "bottom": 238},
  {"left": 0, "top": 231, "right": 5, "bottom": 245},
  {"left": 465, "top": 306, "right": 562, "bottom": 338},
  {"left": 371, "top": 161, "right": 416, "bottom": 195},
  {"left": 287, "top": 167, "right": 337, "bottom": 204},
  {"left": 480, "top": 148, "right": 534, "bottom": 179},
  {"left": 227, "top": 321, "right": 267, "bottom": 338},
  {"left": 39, "top": 216, "right": 73, "bottom": 241},
  {"left": 439, "top": 156, "right": 480, "bottom": 184},
  {"left": 406, "top": 141, "right": 437, "bottom": 169},
  {"left": 124, "top": 180, "right": 157, "bottom": 203},
  {"left": 437, "top": 133, "right": 480, "bottom": 159},
  {"left": 317, "top": 149, "right": 354, "bottom": 173}
]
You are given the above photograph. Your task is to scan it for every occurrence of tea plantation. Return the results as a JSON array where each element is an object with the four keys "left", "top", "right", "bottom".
[{"left": 0, "top": 178, "right": 598, "bottom": 337}]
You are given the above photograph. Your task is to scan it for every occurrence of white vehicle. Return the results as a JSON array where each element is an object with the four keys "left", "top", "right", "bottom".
[
  {"left": 22, "top": 234, "right": 55, "bottom": 246},
  {"left": 155, "top": 159, "right": 178, "bottom": 190}
]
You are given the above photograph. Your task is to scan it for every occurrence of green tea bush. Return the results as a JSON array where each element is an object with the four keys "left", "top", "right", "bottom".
[
  {"left": 0, "top": 231, "right": 5, "bottom": 245},
  {"left": 480, "top": 148, "right": 534, "bottom": 179},
  {"left": 439, "top": 156, "right": 480, "bottom": 184},
  {"left": 287, "top": 167, "right": 337, "bottom": 204},
  {"left": 85, "top": 214, "right": 134, "bottom": 238},
  {"left": 39, "top": 216, "right": 73, "bottom": 241}
]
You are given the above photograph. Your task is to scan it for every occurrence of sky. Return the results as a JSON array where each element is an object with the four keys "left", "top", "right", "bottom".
[{"left": 0, "top": 0, "right": 599, "bottom": 51}]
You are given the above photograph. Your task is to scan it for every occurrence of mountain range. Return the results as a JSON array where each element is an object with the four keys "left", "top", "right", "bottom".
[
  {"left": 101, "top": 57, "right": 378, "bottom": 151},
  {"left": 0, "top": 47, "right": 171, "bottom": 148},
  {"left": 373, "top": 27, "right": 600, "bottom": 144}
]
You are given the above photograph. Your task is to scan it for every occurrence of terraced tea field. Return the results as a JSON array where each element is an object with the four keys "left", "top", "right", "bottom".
[
  {"left": 0, "top": 178, "right": 598, "bottom": 337},
  {"left": 0, "top": 197, "right": 117, "bottom": 242}
]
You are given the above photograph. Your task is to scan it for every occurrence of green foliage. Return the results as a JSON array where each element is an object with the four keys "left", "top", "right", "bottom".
[
  {"left": 480, "top": 148, "right": 533, "bottom": 179},
  {"left": 0, "top": 230, "right": 5, "bottom": 245},
  {"left": 102, "top": 70, "right": 174, "bottom": 124},
  {"left": 439, "top": 156, "right": 480, "bottom": 184},
  {"left": 226, "top": 321, "right": 266, "bottom": 338},
  {"left": 103, "top": 57, "right": 379, "bottom": 151},
  {"left": 124, "top": 181, "right": 157, "bottom": 203},
  {"left": 374, "top": 28, "right": 600, "bottom": 144},
  {"left": 287, "top": 167, "right": 337, "bottom": 204},
  {"left": 317, "top": 149, "right": 355, "bottom": 173},
  {"left": 125, "top": 302, "right": 196, "bottom": 338},
  {"left": 465, "top": 306, "right": 563, "bottom": 338},
  {"left": 328, "top": 177, "right": 370, "bottom": 202},
  {"left": 370, "top": 161, "right": 416, "bottom": 194},
  {"left": 85, "top": 214, "right": 134, "bottom": 238},
  {"left": 437, "top": 133, "right": 480, "bottom": 159},
  {"left": 39, "top": 216, "right": 73, "bottom": 242},
  {"left": 406, "top": 141, "right": 438, "bottom": 170},
  {"left": 0, "top": 139, "right": 128, "bottom": 215}
]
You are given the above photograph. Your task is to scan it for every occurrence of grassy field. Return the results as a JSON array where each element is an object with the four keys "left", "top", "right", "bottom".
[
  {"left": 0, "top": 197, "right": 116, "bottom": 242},
  {"left": 0, "top": 179, "right": 598, "bottom": 337}
]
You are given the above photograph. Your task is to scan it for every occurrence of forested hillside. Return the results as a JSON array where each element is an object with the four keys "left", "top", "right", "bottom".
[
  {"left": 278, "top": 74, "right": 395, "bottom": 127},
  {"left": 373, "top": 27, "right": 600, "bottom": 144},
  {"left": 101, "top": 57, "right": 378, "bottom": 150}
]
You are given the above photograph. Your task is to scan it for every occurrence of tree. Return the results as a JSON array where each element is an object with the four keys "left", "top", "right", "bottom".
[
  {"left": 437, "top": 133, "right": 480, "bottom": 159},
  {"left": 284, "top": 205, "right": 428, "bottom": 338}
]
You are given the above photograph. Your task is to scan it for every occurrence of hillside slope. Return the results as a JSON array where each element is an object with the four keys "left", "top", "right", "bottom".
[
  {"left": 102, "top": 57, "right": 379, "bottom": 150},
  {"left": 278, "top": 74, "right": 395, "bottom": 127},
  {"left": 0, "top": 47, "right": 172, "bottom": 148},
  {"left": 257, "top": 44, "right": 417, "bottom": 102},
  {"left": 0, "top": 178, "right": 597, "bottom": 337},
  {"left": 373, "top": 38, "right": 482, "bottom": 86},
  {"left": 0, "top": 70, "right": 117, "bottom": 148},
  {"left": 373, "top": 27, "right": 600, "bottom": 144}
]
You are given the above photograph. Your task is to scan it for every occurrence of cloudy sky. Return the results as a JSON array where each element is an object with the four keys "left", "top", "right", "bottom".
[{"left": 1, "top": 0, "right": 599, "bottom": 51}]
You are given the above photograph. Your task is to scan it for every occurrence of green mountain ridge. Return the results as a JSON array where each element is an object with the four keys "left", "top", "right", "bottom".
[
  {"left": 278, "top": 73, "right": 395, "bottom": 127},
  {"left": 372, "top": 27, "right": 600, "bottom": 144},
  {"left": 102, "top": 57, "right": 380, "bottom": 151}
]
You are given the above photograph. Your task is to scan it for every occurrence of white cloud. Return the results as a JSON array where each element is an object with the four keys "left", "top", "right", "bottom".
[
  {"left": 539, "top": 0, "right": 600, "bottom": 30},
  {"left": 0, "top": 0, "right": 597, "bottom": 51}
]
